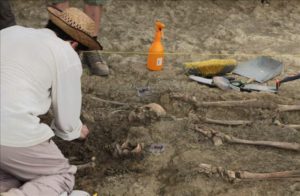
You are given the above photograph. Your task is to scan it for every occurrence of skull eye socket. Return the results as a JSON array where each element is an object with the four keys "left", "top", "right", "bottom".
[{"left": 145, "top": 106, "right": 151, "bottom": 111}]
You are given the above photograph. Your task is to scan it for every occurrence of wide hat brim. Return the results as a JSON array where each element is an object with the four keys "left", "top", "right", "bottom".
[{"left": 47, "top": 7, "right": 103, "bottom": 50}]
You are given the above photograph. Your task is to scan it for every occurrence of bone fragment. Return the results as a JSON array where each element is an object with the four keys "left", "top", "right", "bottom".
[
  {"left": 131, "top": 143, "right": 142, "bottom": 154},
  {"left": 287, "top": 124, "right": 300, "bottom": 129},
  {"left": 113, "top": 141, "right": 143, "bottom": 158},
  {"left": 201, "top": 99, "right": 259, "bottom": 107},
  {"left": 278, "top": 105, "right": 300, "bottom": 112},
  {"left": 274, "top": 120, "right": 300, "bottom": 130},
  {"left": 121, "top": 139, "right": 130, "bottom": 149},
  {"left": 237, "top": 170, "right": 300, "bottom": 179},
  {"left": 195, "top": 126, "right": 300, "bottom": 151},
  {"left": 86, "top": 94, "right": 130, "bottom": 106},
  {"left": 204, "top": 118, "right": 252, "bottom": 126},
  {"left": 69, "top": 156, "right": 78, "bottom": 162},
  {"left": 212, "top": 136, "right": 223, "bottom": 146},
  {"left": 76, "top": 162, "right": 96, "bottom": 170}
]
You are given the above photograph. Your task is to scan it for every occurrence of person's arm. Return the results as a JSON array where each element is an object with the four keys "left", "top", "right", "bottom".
[{"left": 50, "top": 42, "right": 83, "bottom": 141}]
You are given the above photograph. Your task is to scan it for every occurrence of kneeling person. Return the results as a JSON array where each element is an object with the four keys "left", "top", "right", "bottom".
[{"left": 0, "top": 7, "right": 101, "bottom": 196}]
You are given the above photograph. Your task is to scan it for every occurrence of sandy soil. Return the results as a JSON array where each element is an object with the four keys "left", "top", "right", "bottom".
[{"left": 11, "top": 0, "right": 300, "bottom": 195}]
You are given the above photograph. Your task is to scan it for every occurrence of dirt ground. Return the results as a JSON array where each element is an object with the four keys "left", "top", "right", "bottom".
[{"left": 11, "top": 0, "right": 300, "bottom": 195}]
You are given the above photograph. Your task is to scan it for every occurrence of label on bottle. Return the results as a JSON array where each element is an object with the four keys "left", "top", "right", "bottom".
[{"left": 157, "top": 58, "right": 163, "bottom": 66}]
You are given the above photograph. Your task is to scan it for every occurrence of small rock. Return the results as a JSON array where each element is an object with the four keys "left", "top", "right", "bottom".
[{"left": 290, "top": 183, "right": 300, "bottom": 192}]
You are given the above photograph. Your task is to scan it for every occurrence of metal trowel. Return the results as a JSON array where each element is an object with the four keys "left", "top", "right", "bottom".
[{"left": 212, "top": 76, "right": 240, "bottom": 91}]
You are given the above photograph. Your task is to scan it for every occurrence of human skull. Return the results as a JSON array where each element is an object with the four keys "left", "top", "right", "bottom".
[{"left": 128, "top": 103, "right": 166, "bottom": 123}]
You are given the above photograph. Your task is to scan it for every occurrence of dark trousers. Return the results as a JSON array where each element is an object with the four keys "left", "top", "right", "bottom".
[{"left": 0, "top": 0, "right": 16, "bottom": 30}]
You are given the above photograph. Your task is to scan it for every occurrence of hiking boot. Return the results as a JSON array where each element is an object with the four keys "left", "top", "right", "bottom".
[{"left": 83, "top": 52, "right": 109, "bottom": 76}]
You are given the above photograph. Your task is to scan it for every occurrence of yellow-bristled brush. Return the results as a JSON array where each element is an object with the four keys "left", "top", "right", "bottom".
[{"left": 184, "top": 59, "right": 237, "bottom": 77}]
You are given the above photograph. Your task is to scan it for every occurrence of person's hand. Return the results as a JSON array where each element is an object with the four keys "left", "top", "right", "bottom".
[{"left": 80, "top": 124, "right": 89, "bottom": 140}]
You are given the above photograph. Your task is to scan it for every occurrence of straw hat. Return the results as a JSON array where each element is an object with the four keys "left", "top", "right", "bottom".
[{"left": 47, "top": 6, "right": 103, "bottom": 50}]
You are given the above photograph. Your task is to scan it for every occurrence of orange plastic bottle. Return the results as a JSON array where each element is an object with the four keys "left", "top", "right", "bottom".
[{"left": 147, "top": 21, "right": 165, "bottom": 71}]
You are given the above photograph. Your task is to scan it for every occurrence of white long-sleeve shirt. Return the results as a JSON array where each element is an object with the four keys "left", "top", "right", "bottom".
[{"left": 0, "top": 26, "right": 83, "bottom": 147}]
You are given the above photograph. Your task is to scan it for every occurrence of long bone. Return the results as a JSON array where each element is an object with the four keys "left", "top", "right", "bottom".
[
  {"left": 198, "top": 163, "right": 300, "bottom": 182},
  {"left": 195, "top": 126, "right": 300, "bottom": 151},
  {"left": 170, "top": 93, "right": 300, "bottom": 112}
]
